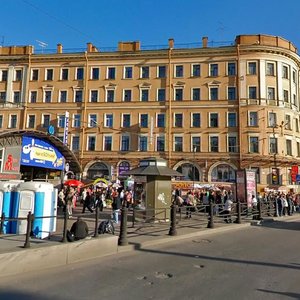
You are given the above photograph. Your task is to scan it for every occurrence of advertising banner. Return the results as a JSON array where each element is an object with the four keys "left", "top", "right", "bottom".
[
  {"left": 291, "top": 165, "right": 298, "bottom": 183},
  {"left": 245, "top": 170, "right": 257, "bottom": 208},
  {"left": 236, "top": 170, "right": 246, "bottom": 203},
  {"left": 21, "top": 136, "right": 64, "bottom": 170},
  {"left": 2, "top": 146, "right": 21, "bottom": 174}
]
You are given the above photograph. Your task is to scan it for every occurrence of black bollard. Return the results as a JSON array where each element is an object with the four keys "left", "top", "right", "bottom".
[
  {"left": 168, "top": 204, "right": 177, "bottom": 236},
  {"left": 24, "top": 211, "right": 33, "bottom": 248},
  {"left": 61, "top": 210, "right": 68, "bottom": 243},
  {"left": 207, "top": 202, "right": 214, "bottom": 228},
  {"left": 0, "top": 212, "right": 5, "bottom": 235},
  {"left": 274, "top": 199, "right": 278, "bottom": 217},
  {"left": 258, "top": 199, "right": 262, "bottom": 220},
  {"left": 94, "top": 205, "right": 99, "bottom": 237},
  {"left": 234, "top": 200, "right": 241, "bottom": 224},
  {"left": 118, "top": 206, "right": 128, "bottom": 246}
]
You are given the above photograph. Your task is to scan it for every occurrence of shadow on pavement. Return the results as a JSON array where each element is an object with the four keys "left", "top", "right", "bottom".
[{"left": 257, "top": 289, "right": 300, "bottom": 299}]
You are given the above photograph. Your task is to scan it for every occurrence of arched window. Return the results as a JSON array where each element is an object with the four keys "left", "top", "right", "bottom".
[
  {"left": 211, "top": 164, "right": 235, "bottom": 182},
  {"left": 176, "top": 163, "right": 200, "bottom": 181},
  {"left": 87, "top": 162, "right": 109, "bottom": 180}
]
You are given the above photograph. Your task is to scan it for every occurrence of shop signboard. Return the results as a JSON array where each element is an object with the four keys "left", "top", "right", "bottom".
[
  {"left": 236, "top": 169, "right": 257, "bottom": 204},
  {"left": 2, "top": 146, "right": 21, "bottom": 174},
  {"left": 21, "top": 136, "right": 64, "bottom": 170},
  {"left": 291, "top": 165, "right": 298, "bottom": 183}
]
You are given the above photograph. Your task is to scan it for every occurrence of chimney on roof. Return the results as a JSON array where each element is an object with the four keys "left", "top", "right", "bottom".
[
  {"left": 87, "top": 42, "right": 93, "bottom": 53},
  {"left": 202, "top": 36, "right": 208, "bottom": 48},
  {"left": 168, "top": 38, "right": 174, "bottom": 49},
  {"left": 57, "top": 43, "right": 63, "bottom": 54}
]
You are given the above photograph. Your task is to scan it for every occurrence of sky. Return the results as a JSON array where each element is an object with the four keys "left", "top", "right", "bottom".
[{"left": 1, "top": 0, "right": 300, "bottom": 52}]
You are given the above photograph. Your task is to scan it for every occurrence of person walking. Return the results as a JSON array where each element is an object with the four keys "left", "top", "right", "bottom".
[
  {"left": 65, "top": 188, "right": 74, "bottom": 218},
  {"left": 82, "top": 193, "right": 94, "bottom": 213},
  {"left": 111, "top": 189, "right": 121, "bottom": 224},
  {"left": 223, "top": 196, "right": 234, "bottom": 223}
]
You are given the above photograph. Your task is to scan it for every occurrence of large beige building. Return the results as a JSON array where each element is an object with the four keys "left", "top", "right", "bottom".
[{"left": 0, "top": 34, "right": 300, "bottom": 192}]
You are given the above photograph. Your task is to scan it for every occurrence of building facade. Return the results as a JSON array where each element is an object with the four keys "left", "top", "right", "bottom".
[{"left": 0, "top": 34, "right": 300, "bottom": 192}]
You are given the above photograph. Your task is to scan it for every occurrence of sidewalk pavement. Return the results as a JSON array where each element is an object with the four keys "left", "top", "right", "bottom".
[{"left": 0, "top": 207, "right": 299, "bottom": 278}]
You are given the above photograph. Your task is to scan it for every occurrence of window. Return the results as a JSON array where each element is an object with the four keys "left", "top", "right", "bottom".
[
  {"left": 293, "top": 69, "right": 296, "bottom": 83},
  {"left": 13, "top": 91, "right": 20, "bottom": 103},
  {"left": 296, "top": 118, "right": 299, "bottom": 133},
  {"left": 174, "top": 113, "right": 183, "bottom": 127},
  {"left": 88, "top": 114, "right": 97, "bottom": 127},
  {"left": 174, "top": 136, "right": 183, "bottom": 152},
  {"left": 76, "top": 67, "right": 84, "bottom": 80},
  {"left": 104, "top": 136, "right": 112, "bottom": 151},
  {"left": 123, "top": 89, "right": 132, "bottom": 102},
  {"left": 158, "top": 66, "right": 166, "bottom": 78},
  {"left": 141, "top": 66, "right": 149, "bottom": 78},
  {"left": 266, "top": 62, "right": 275, "bottom": 76},
  {"left": 42, "top": 115, "right": 50, "bottom": 128},
  {"left": 139, "top": 136, "right": 148, "bottom": 151},
  {"left": 106, "top": 90, "right": 115, "bottom": 102},
  {"left": 249, "top": 137, "right": 259, "bottom": 153},
  {"left": 297, "top": 142, "right": 300, "bottom": 157},
  {"left": 71, "top": 136, "right": 80, "bottom": 151},
  {"left": 0, "top": 92, "right": 6, "bottom": 103},
  {"left": 269, "top": 112, "right": 277, "bottom": 127},
  {"left": 124, "top": 66, "right": 133, "bottom": 79},
  {"left": 0, "top": 115, "right": 3, "bottom": 128},
  {"left": 228, "top": 87, "right": 236, "bottom": 100},
  {"left": 249, "top": 112, "right": 258, "bottom": 126},
  {"left": 157, "top": 89, "right": 165, "bottom": 101},
  {"left": 192, "top": 136, "right": 201, "bottom": 152},
  {"left": 121, "top": 135, "right": 130, "bottom": 151},
  {"left": 46, "top": 69, "right": 53, "bottom": 81},
  {"left": 192, "top": 113, "right": 201, "bottom": 127},
  {"left": 61, "top": 68, "right": 69, "bottom": 80},
  {"left": 249, "top": 87, "right": 257, "bottom": 99},
  {"left": 15, "top": 70, "right": 22, "bottom": 81},
  {"left": 227, "top": 62, "right": 236, "bottom": 76},
  {"left": 105, "top": 114, "right": 113, "bottom": 128},
  {"left": 210, "top": 136, "right": 219, "bottom": 152},
  {"left": 58, "top": 115, "right": 65, "bottom": 128},
  {"left": 282, "top": 65, "right": 289, "bottom": 79},
  {"left": 140, "top": 114, "right": 148, "bottom": 128},
  {"left": 267, "top": 87, "right": 275, "bottom": 100},
  {"left": 107, "top": 67, "right": 116, "bottom": 79},
  {"left": 157, "top": 114, "right": 165, "bottom": 127},
  {"left": 27, "top": 115, "right": 35, "bottom": 128},
  {"left": 210, "top": 113, "right": 218, "bottom": 127},
  {"left": 156, "top": 135, "right": 165, "bottom": 151},
  {"left": 174, "top": 88, "right": 183, "bottom": 101},
  {"left": 210, "top": 87, "right": 218, "bottom": 100},
  {"left": 75, "top": 90, "right": 83, "bottom": 102},
  {"left": 9, "top": 115, "right": 17, "bottom": 128},
  {"left": 269, "top": 137, "right": 277, "bottom": 154},
  {"left": 286, "top": 139, "right": 292, "bottom": 156},
  {"left": 283, "top": 90, "right": 289, "bottom": 102},
  {"left": 140, "top": 89, "right": 149, "bottom": 102},
  {"left": 91, "top": 67, "right": 99, "bottom": 80},
  {"left": 228, "top": 112, "right": 237, "bottom": 127},
  {"left": 192, "top": 88, "right": 200, "bottom": 101},
  {"left": 30, "top": 91, "right": 37, "bottom": 103},
  {"left": 44, "top": 90, "right": 52, "bottom": 103},
  {"left": 122, "top": 114, "right": 131, "bottom": 128},
  {"left": 192, "top": 64, "right": 200, "bottom": 77},
  {"left": 87, "top": 136, "right": 96, "bottom": 151},
  {"left": 90, "top": 90, "right": 98, "bottom": 102},
  {"left": 248, "top": 62, "right": 257, "bottom": 75},
  {"left": 1, "top": 70, "right": 7, "bottom": 81},
  {"left": 210, "top": 64, "right": 218, "bottom": 76},
  {"left": 228, "top": 136, "right": 237, "bottom": 153},
  {"left": 73, "top": 114, "right": 81, "bottom": 128},
  {"left": 59, "top": 90, "right": 67, "bottom": 103},
  {"left": 175, "top": 65, "right": 183, "bottom": 77},
  {"left": 285, "top": 114, "right": 291, "bottom": 130},
  {"left": 31, "top": 69, "right": 39, "bottom": 81}
]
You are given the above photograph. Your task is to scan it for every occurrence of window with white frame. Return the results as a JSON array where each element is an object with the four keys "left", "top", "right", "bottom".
[
  {"left": 29, "top": 91, "right": 37, "bottom": 103},
  {"left": 120, "top": 135, "right": 130, "bottom": 151},
  {"left": 175, "top": 65, "right": 183, "bottom": 78},
  {"left": 174, "top": 136, "right": 183, "bottom": 152},
  {"left": 73, "top": 114, "right": 81, "bottom": 128},
  {"left": 91, "top": 67, "right": 99, "bottom": 80},
  {"left": 123, "top": 89, "right": 132, "bottom": 102},
  {"left": 88, "top": 114, "right": 97, "bottom": 127},
  {"left": 140, "top": 89, "right": 149, "bottom": 102},
  {"left": 174, "top": 113, "right": 183, "bottom": 127},
  {"left": 74, "top": 89, "right": 83, "bottom": 102},
  {"left": 0, "top": 92, "right": 6, "bottom": 103},
  {"left": 71, "top": 136, "right": 80, "bottom": 151},
  {"left": 76, "top": 67, "right": 84, "bottom": 80},
  {"left": 295, "top": 118, "right": 299, "bottom": 132},
  {"left": 107, "top": 67, "right": 116, "bottom": 79},
  {"left": 59, "top": 90, "right": 67, "bottom": 103},
  {"left": 283, "top": 89, "right": 289, "bottom": 102},
  {"left": 282, "top": 65, "right": 289, "bottom": 79},
  {"left": 192, "top": 88, "right": 200, "bottom": 100},
  {"left": 269, "top": 136, "right": 277, "bottom": 154},
  {"left": 105, "top": 114, "right": 113, "bottom": 128},
  {"left": 122, "top": 114, "right": 131, "bottom": 128},
  {"left": 31, "top": 69, "right": 39, "bottom": 81},
  {"left": 267, "top": 87, "right": 275, "bottom": 100},
  {"left": 0, "top": 115, "right": 3, "bottom": 128},
  {"left": 227, "top": 87, "right": 236, "bottom": 100},
  {"left": 210, "top": 136, "right": 219, "bottom": 152},
  {"left": 210, "top": 64, "right": 218, "bottom": 76},
  {"left": 42, "top": 114, "right": 50, "bottom": 128},
  {"left": 156, "top": 135, "right": 165, "bottom": 151},
  {"left": 292, "top": 69, "right": 296, "bottom": 83},
  {"left": 44, "top": 90, "right": 52, "bottom": 103},
  {"left": 141, "top": 66, "right": 149, "bottom": 79},
  {"left": 87, "top": 136, "right": 96, "bottom": 151},
  {"left": 227, "top": 62, "right": 236, "bottom": 76},
  {"left": 27, "top": 115, "right": 35, "bottom": 128},
  {"left": 209, "top": 113, "right": 218, "bottom": 127},
  {"left": 297, "top": 141, "right": 300, "bottom": 157},
  {"left": 228, "top": 135, "right": 237, "bottom": 153},
  {"left": 124, "top": 66, "right": 133, "bottom": 79},
  {"left": 266, "top": 62, "right": 275, "bottom": 76},
  {"left": 191, "top": 64, "right": 200, "bottom": 77},
  {"left": 61, "top": 68, "right": 69, "bottom": 80},
  {"left": 106, "top": 89, "right": 115, "bottom": 102},
  {"left": 13, "top": 91, "right": 21, "bottom": 103},
  {"left": 58, "top": 115, "right": 65, "bottom": 128},
  {"left": 14, "top": 69, "right": 22, "bottom": 81},
  {"left": 192, "top": 136, "right": 201, "bottom": 152},
  {"left": 157, "top": 114, "right": 165, "bottom": 127},
  {"left": 249, "top": 111, "right": 258, "bottom": 126},
  {"left": 46, "top": 69, "right": 53, "bottom": 81},
  {"left": 90, "top": 90, "right": 98, "bottom": 102},
  {"left": 248, "top": 62, "right": 257, "bottom": 75},
  {"left": 249, "top": 136, "right": 259, "bottom": 153},
  {"left": 157, "top": 88, "right": 165, "bottom": 101},
  {"left": 249, "top": 86, "right": 257, "bottom": 99},
  {"left": 157, "top": 65, "right": 166, "bottom": 78},
  {"left": 0, "top": 70, "right": 7, "bottom": 81},
  {"left": 285, "top": 114, "right": 292, "bottom": 130},
  {"left": 139, "top": 135, "right": 148, "bottom": 152},
  {"left": 192, "top": 113, "right": 201, "bottom": 128},
  {"left": 286, "top": 139, "right": 292, "bottom": 156},
  {"left": 174, "top": 87, "right": 183, "bottom": 101},
  {"left": 228, "top": 112, "right": 237, "bottom": 127},
  {"left": 104, "top": 135, "right": 112, "bottom": 151},
  {"left": 210, "top": 87, "right": 218, "bottom": 100},
  {"left": 9, "top": 115, "right": 17, "bottom": 128},
  {"left": 140, "top": 114, "right": 148, "bottom": 128},
  {"left": 269, "top": 112, "right": 277, "bottom": 127}
]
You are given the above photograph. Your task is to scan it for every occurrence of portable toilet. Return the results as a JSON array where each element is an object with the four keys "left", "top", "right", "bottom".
[
  {"left": 12, "top": 182, "right": 57, "bottom": 239},
  {"left": 0, "top": 181, "right": 20, "bottom": 234}
]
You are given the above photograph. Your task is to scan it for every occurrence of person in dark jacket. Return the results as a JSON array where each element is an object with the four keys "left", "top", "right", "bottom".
[
  {"left": 70, "top": 217, "right": 89, "bottom": 240},
  {"left": 82, "top": 193, "right": 94, "bottom": 213}
]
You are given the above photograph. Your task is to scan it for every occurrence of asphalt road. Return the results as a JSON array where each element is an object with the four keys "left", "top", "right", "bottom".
[{"left": 0, "top": 219, "right": 300, "bottom": 300}]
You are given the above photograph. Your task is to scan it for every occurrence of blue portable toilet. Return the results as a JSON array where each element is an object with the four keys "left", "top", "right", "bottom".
[
  {"left": 0, "top": 181, "right": 21, "bottom": 234},
  {"left": 12, "top": 182, "right": 57, "bottom": 238}
]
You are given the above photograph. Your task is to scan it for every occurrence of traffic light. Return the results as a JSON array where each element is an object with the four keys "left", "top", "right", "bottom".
[{"left": 272, "top": 168, "right": 279, "bottom": 185}]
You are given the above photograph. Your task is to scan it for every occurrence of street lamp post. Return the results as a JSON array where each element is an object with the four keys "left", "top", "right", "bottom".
[{"left": 193, "top": 147, "right": 197, "bottom": 189}]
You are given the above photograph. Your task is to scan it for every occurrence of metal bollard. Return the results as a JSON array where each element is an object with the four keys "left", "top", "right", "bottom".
[
  {"left": 207, "top": 202, "right": 214, "bottom": 228},
  {"left": 118, "top": 206, "right": 128, "bottom": 246},
  {"left": 274, "top": 199, "right": 278, "bottom": 217},
  {"left": 0, "top": 212, "right": 5, "bottom": 235},
  {"left": 94, "top": 205, "right": 99, "bottom": 237},
  {"left": 61, "top": 210, "right": 68, "bottom": 243},
  {"left": 234, "top": 200, "right": 241, "bottom": 224},
  {"left": 258, "top": 200, "right": 262, "bottom": 220},
  {"left": 168, "top": 204, "right": 177, "bottom": 236},
  {"left": 24, "top": 211, "right": 33, "bottom": 248}
]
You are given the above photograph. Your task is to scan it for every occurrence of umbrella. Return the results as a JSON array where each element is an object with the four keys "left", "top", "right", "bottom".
[
  {"left": 64, "top": 179, "right": 84, "bottom": 187},
  {"left": 112, "top": 182, "right": 122, "bottom": 188},
  {"left": 95, "top": 182, "right": 108, "bottom": 188}
]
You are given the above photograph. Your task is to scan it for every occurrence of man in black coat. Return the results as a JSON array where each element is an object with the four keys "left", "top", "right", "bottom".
[{"left": 70, "top": 217, "right": 89, "bottom": 240}]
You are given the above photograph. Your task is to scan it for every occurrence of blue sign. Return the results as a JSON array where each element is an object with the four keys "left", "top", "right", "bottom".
[
  {"left": 21, "top": 136, "right": 64, "bottom": 170},
  {"left": 296, "top": 174, "right": 300, "bottom": 182}
]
